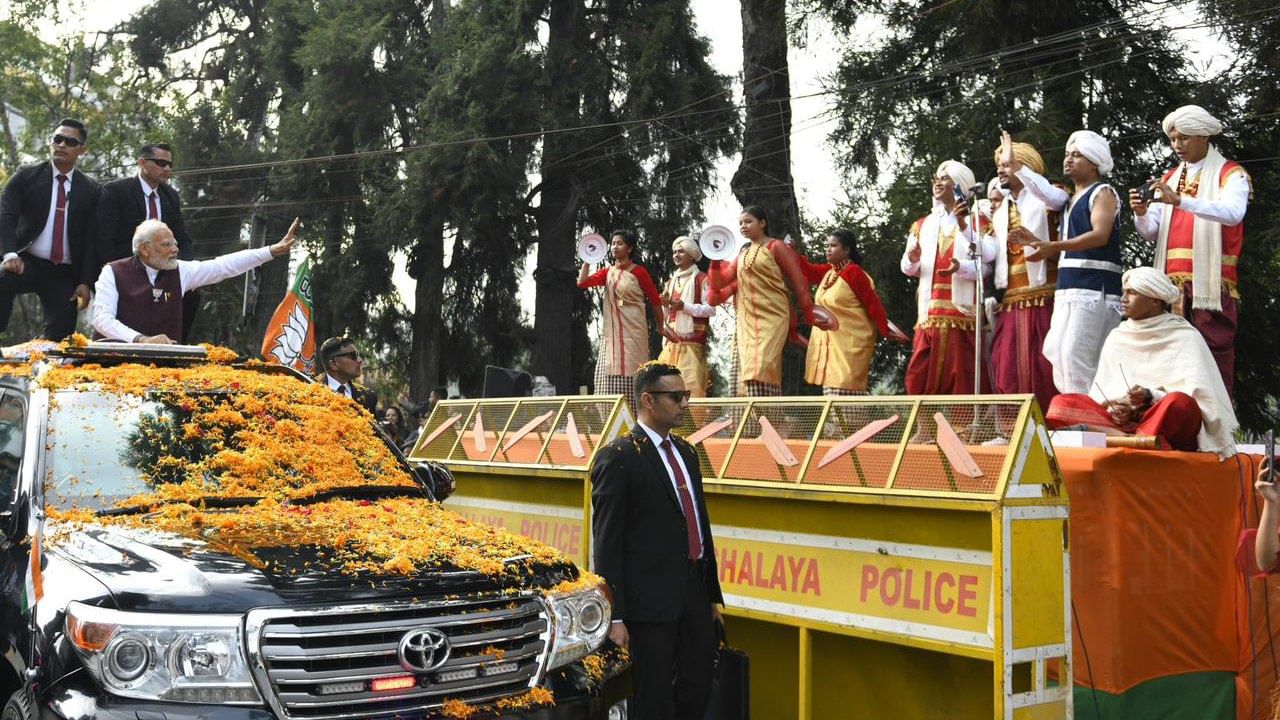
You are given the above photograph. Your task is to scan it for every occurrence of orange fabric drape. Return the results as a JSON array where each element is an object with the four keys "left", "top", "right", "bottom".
[{"left": 1059, "top": 448, "right": 1279, "bottom": 719}]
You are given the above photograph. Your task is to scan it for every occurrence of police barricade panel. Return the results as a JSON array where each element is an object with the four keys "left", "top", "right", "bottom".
[{"left": 418, "top": 395, "right": 1070, "bottom": 720}]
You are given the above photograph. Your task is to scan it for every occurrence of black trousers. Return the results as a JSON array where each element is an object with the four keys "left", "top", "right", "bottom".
[
  {"left": 627, "top": 562, "right": 718, "bottom": 720},
  {"left": 0, "top": 255, "right": 77, "bottom": 340}
]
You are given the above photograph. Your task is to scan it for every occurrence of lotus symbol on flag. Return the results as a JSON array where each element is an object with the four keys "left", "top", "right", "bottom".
[{"left": 270, "top": 303, "right": 312, "bottom": 370}]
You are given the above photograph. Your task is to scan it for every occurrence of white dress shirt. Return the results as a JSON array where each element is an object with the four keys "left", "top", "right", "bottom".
[
  {"left": 635, "top": 419, "right": 704, "bottom": 555},
  {"left": 1133, "top": 159, "right": 1251, "bottom": 241},
  {"left": 1015, "top": 166, "right": 1071, "bottom": 212},
  {"left": 91, "top": 247, "right": 274, "bottom": 341},
  {"left": 325, "top": 373, "right": 354, "bottom": 396},
  {"left": 4, "top": 162, "right": 75, "bottom": 264},
  {"left": 138, "top": 174, "right": 163, "bottom": 222}
]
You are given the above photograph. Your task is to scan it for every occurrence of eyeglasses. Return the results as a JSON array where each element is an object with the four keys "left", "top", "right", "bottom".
[
  {"left": 332, "top": 351, "right": 362, "bottom": 362},
  {"left": 52, "top": 134, "right": 83, "bottom": 148},
  {"left": 646, "top": 390, "right": 691, "bottom": 402},
  {"left": 143, "top": 157, "right": 173, "bottom": 168}
]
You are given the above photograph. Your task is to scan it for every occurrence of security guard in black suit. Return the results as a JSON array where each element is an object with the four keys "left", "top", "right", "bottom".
[
  {"left": 590, "top": 362, "right": 724, "bottom": 720},
  {"left": 0, "top": 119, "right": 100, "bottom": 340},
  {"left": 95, "top": 142, "right": 201, "bottom": 341},
  {"left": 317, "top": 335, "right": 378, "bottom": 414}
]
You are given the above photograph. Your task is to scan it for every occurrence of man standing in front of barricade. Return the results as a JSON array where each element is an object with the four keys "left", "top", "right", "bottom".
[
  {"left": 590, "top": 362, "right": 723, "bottom": 720},
  {"left": 1131, "top": 105, "right": 1249, "bottom": 396},
  {"left": 990, "top": 133, "right": 1059, "bottom": 412},
  {"left": 900, "top": 160, "right": 996, "bottom": 396},
  {"left": 1010, "top": 130, "right": 1123, "bottom": 395}
]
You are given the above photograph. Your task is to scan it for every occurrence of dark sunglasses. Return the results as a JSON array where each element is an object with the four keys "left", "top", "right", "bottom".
[
  {"left": 331, "top": 351, "right": 362, "bottom": 361},
  {"left": 51, "top": 134, "right": 83, "bottom": 148},
  {"left": 646, "top": 390, "right": 691, "bottom": 402},
  {"left": 143, "top": 157, "right": 173, "bottom": 168}
]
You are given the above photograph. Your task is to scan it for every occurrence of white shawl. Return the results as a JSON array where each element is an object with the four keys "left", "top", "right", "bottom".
[
  {"left": 992, "top": 188, "right": 1051, "bottom": 290},
  {"left": 1088, "top": 313, "right": 1238, "bottom": 459},
  {"left": 1153, "top": 146, "right": 1227, "bottom": 311},
  {"left": 902, "top": 206, "right": 981, "bottom": 324}
]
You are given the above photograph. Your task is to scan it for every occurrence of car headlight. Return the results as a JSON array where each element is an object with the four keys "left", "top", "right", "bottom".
[
  {"left": 65, "top": 602, "right": 261, "bottom": 704},
  {"left": 546, "top": 584, "right": 611, "bottom": 669}
]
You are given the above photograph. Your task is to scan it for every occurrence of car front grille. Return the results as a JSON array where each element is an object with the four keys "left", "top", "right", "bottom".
[{"left": 246, "top": 595, "right": 551, "bottom": 719}]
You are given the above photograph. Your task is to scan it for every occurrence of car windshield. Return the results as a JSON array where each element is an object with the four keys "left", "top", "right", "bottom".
[{"left": 45, "top": 387, "right": 412, "bottom": 513}]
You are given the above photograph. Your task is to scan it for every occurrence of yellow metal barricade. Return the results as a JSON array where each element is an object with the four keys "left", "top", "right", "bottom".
[{"left": 412, "top": 394, "right": 1069, "bottom": 720}]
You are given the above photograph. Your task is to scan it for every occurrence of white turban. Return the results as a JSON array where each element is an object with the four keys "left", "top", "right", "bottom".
[
  {"left": 1066, "top": 130, "right": 1114, "bottom": 176},
  {"left": 672, "top": 235, "right": 701, "bottom": 261},
  {"left": 936, "top": 160, "right": 977, "bottom": 198},
  {"left": 1123, "top": 266, "right": 1180, "bottom": 306},
  {"left": 1161, "top": 105, "right": 1223, "bottom": 137},
  {"left": 987, "top": 177, "right": 1003, "bottom": 198}
]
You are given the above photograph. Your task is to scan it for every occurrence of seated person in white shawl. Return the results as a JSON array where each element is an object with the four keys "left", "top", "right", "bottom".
[{"left": 1044, "top": 266, "right": 1238, "bottom": 459}]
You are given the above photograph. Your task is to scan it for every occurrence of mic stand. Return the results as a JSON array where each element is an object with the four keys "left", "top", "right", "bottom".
[
  {"left": 966, "top": 190, "right": 991, "bottom": 442},
  {"left": 967, "top": 193, "right": 985, "bottom": 395}
]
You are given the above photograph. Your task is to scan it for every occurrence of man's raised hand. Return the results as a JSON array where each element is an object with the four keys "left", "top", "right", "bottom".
[{"left": 270, "top": 217, "right": 301, "bottom": 257}]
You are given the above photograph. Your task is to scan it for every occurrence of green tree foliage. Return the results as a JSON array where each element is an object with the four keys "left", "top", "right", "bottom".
[
  {"left": 0, "top": 1, "right": 166, "bottom": 342},
  {"left": 529, "top": 0, "right": 738, "bottom": 393}
]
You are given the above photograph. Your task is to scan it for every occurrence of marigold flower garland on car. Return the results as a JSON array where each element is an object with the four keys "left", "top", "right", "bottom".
[{"left": 31, "top": 354, "right": 598, "bottom": 585}]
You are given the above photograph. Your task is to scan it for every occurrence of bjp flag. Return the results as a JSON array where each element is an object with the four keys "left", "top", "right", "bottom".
[{"left": 261, "top": 257, "right": 316, "bottom": 373}]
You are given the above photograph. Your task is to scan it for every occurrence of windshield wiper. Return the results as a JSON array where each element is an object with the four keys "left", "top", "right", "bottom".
[
  {"left": 292, "top": 484, "right": 427, "bottom": 505},
  {"left": 95, "top": 495, "right": 263, "bottom": 517}
]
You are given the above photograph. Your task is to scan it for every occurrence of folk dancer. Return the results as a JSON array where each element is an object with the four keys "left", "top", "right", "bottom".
[
  {"left": 1011, "top": 130, "right": 1122, "bottom": 394},
  {"left": 1131, "top": 105, "right": 1249, "bottom": 395},
  {"left": 707, "top": 206, "right": 833, "bottom": 396},
  {"left": 803, "top": 229, "right": 903, "bottom": 395},
  {"left": 1045, "top": 267, "right": 1237, "bottom": 458},
  {"left": 990, "top": 133, "right": 1059, "bottom": 411},
  {"left": 900, "top": 161, "right": 996, "bottom": 395},
  {"left": 577, "top": 229, "right": 665, "bottom": 401},
  {"left": 658, "top": 236, "right": 714, "bottom": 397}
]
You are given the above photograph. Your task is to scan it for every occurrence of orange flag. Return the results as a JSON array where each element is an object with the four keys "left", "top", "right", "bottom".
[{"left": 261, "top": 257, "right": 316, "bottom": 373}]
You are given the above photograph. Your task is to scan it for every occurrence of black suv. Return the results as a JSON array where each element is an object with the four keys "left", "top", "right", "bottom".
[{"left": 0, "top": 344, "right": 628, "bottom": 720}]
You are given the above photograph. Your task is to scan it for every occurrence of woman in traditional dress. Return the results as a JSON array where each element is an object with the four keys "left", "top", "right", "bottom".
[
  {"left": 801, "top": 229, "right": 902, "bottom": 395},
  {"left": 707, "top": 206, "right": 833, "bottom": 396},
  {"left": 577, "top": 229, "right": 664, "bottom": 399},
  {"left": 657, "top": 235, "right": 714, "bottom": 397}
]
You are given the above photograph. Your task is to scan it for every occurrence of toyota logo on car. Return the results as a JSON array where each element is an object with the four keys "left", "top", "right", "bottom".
[{"left": 397, "top": 627, "right": 451, "bottom": 673}]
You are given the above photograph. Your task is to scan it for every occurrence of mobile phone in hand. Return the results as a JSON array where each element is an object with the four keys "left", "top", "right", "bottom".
[{"left": 1267, "top": 429, "right": 1276, "bottom": 483}]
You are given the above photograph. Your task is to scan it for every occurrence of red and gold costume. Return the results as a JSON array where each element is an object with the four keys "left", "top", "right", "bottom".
[
  {"left": 709, "top": 239, "right": 815, "bottom": 395},
  {"left": 657, "top": 267, "right": 711, "bottom": 397},
  {"left": 802, "top": 261, "right": 891, "bottom": 393},
  {"left": 901, "top": 214, "right": 993, "bottom": 395},
  {"left": 1141, "top": 156, "right": 1250, "bottom": 394},
  {"left": 578, "top": 262, "right": 663, "bottom": 390},
  {"left": 990, "top": 190, "right": 1059, "bottom": 411}
]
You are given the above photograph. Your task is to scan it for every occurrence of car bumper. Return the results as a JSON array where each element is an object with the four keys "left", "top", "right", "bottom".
[{"left": 41, "top": 668, "right": 631, "bottom": 720}]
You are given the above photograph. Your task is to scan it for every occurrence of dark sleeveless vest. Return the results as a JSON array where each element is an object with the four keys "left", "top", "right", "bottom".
[
  {"left": 1057, "top": 183, "right": 1123, "bottom": 295},
  {"left": 97, "top": 257, "right": 183, "bottom": 340}
]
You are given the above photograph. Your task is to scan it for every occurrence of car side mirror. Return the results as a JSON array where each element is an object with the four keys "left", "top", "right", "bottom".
[{"left": 414, "top": 462, "right": 455, "bottom": 503}]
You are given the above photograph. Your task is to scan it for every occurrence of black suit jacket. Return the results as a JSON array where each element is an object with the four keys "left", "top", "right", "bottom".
[
  {"left": 0, "top": 162, "right": 100, "bottom": 285},
  {"left": 95, "top": 176, "right": 193, "bottom": 272},
  {"left": 590, "top": 427, "right": 724, "bottom": 624}
]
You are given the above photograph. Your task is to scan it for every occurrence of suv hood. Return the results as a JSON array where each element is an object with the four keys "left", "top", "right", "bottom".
[{"left": 54, "top": 524, "right": 577, "bottom": 613}]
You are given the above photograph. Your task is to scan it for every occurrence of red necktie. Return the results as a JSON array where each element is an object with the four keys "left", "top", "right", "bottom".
[
  {"left": 147, "top": 190, "right": 159, "bottom": 220},
  {"left": 50, "top": 174, "right": 67, "bottom": 265},
  {"left": 660, "top": 439, "right": 703, "bottom": 560}
]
